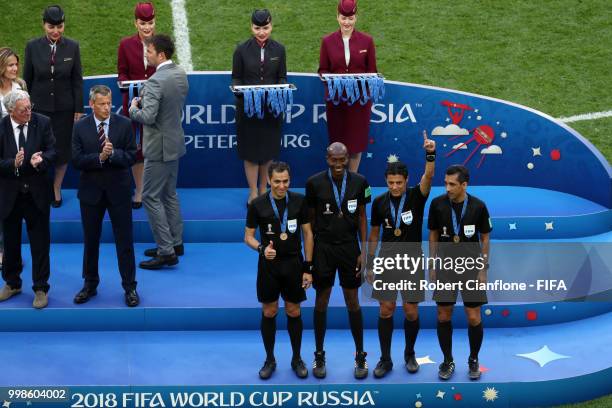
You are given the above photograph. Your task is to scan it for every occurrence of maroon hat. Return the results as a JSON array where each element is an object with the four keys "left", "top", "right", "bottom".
[
  {"left": 337, "top": 0, "right": 357, "bottom": 16},
  {"left": 135, "top": 2, "right": 155, "bottom": 21}
]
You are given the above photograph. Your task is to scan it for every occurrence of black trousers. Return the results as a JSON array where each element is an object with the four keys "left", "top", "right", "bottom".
[
  {"left": 80, "top": 193, "right": 136, "bottom": 291},
  {"left": 1, "top": 192, "right": 50, "bottom": 292}
]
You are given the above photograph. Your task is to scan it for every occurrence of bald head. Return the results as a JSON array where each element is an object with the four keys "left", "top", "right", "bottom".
[
  {"left": 326, "top": 142, "right": 349, "bottom": 178},
  {"left": 327, "top": 142, "right": 348, "bottom": 157}
]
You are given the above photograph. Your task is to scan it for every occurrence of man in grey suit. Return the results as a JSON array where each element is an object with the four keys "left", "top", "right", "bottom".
[{"left": 129, "top": 34, "right": 189, "bottom": 269}]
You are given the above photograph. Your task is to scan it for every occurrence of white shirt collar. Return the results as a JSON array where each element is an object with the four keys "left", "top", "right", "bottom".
[
  {"left": 93, "top": 115, "right": 109, "bottom": 130},
  {"left": 157, "top": 59, "right": 173, "bottom": 69},
  {"left": 10, "top": 117, "right": 27, "bottom": 131}
]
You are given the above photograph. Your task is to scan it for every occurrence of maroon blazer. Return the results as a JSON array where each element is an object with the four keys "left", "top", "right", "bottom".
[
  {"left": 117, "top": 34, "right": 156, "bottom": 113},
  {"left": 318, "top": 30, "right": 377, "bottom": 75},
  {"left": 318, "top": 30, "right": 377, "bottom": 154}
]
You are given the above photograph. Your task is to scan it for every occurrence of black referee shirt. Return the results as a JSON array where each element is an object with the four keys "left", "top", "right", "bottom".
[
  {"left": 305, "top": 170, "right": 371, "bottom": 243},
  {"left": 246, "top": 191, "right": 309, "bottom": 257},
  {"left": 370, "top": 185, "right": 428, "bottom": 244},
  {"left": 427, "top": 193, "right": 492, "bottom": 257}
]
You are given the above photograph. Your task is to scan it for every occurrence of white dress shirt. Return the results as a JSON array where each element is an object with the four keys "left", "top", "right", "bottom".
[{"left": 10, "top": 117, "right": 27, "bottom": 149}]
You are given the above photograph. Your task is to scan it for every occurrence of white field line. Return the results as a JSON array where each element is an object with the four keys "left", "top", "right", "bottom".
[
  {"left": 170, "top": 0, "right": 193, "bottom": 71},
  {"left": 558, "top": 110, "right": 612, "bottom": 123}
]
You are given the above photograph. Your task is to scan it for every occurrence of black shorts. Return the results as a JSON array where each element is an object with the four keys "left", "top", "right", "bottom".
[
  {"left": 433, "top": 270, "right": 488, "bottom": 307},
  {"left": 371, "top": 252, "right": 425, "bottom": 303},
  {"left": 257, "top": 256, "right": 306, "bottom": 304},
  {"left": 313, "top": 240, "right": 361, "bottom": 290},
  {"left": 372, "top": 268, "right": 425, "bottom": 303}
]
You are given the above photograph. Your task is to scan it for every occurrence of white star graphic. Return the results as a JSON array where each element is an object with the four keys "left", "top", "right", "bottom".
[
  {"left": 509, "top": 223, "right": 517, "bottom": 230},
  {"left": 446, "top": 117, "right": 450, "bottom": 122},
  {"left": 394, "top": 138, "right": 398, "bottom": 141},
  {"left": 516, "top": 345, "right": 570, "bottom": 367},
  {"left": 416, "top": 393, "right": 422, "bottom": 399},
  {"left": 468, "top": 115, "right": 472, "bottom": 119},
  {"left": 483, "top": 387, "right": 499, "bottom": 402},
  {"left": 3, "top": 401, "right": 11, "bottom": 408},
  {"left": 501, "top": 132, "right": 508, "bottom": 138},
  {"left": 496, "top": 121, "right": 500, "bottom": 125},
  {"left": 436, "top": 390, "right": 446, "bottom": 399},
  {"left": 366, "top": 152, "right": 373, "bottom": 158},
  {"left": 387, "top": 154, "right": 399, "bottom": 163},
  {"left": 476, "top": 115, "right": 482, "bottom": 120},
  {"left": 416, "top": 355, "right": 436, "bottom": 365},
  {"left": 545, "top": 222, "right": 554, "bottom": 231},
  {"left": 26, "top": 403, "right": 32, "bottom": 407},
  {"left": 474, "top": 109, "right": 479, "bottom": 113},
  {"left": 532, "top": 147, "right": 542, "bottom": 156}
]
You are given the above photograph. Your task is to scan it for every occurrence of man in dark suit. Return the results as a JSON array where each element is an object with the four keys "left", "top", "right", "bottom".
[
  {"left": 0, "top": 90, "right": 55, "bottom": 309},
  {"left": 129, "top": 34, "right": 189, "bottom": 270},
  {"left": 72, "top": 85, "right": 139, "bottom": 307}
]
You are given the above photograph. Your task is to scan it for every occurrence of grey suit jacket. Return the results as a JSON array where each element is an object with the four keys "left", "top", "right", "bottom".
[{"left": 129, "top": 62, "right": 188, "bottom": 162}]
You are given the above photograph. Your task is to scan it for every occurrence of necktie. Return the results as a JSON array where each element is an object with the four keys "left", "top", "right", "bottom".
[
  {"left": 49, "top": 41, "right": 56, "bottom": 74},
  {"left": 97, "top": 122, "right": 106, "bottom": 152},
  {"left": 17, "top": 124, "right": 26, "bottom": 150}
]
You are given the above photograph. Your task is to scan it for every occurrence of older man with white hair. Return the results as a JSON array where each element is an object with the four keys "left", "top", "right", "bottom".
[{"left": 0, "top": 90, "right": 55, "bottom": 309}]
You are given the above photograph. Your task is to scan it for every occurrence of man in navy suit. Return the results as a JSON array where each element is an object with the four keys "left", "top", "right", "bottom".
[
  {"left": 0, "top": 90, "right": 56, "bottom": 309},
  {"left": 72, "top": 85, "right": 139, "bottom": 307}
]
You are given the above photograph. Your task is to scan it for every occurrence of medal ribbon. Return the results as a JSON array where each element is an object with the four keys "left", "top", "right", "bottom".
[
  {"left": 327, "top": 169, "right": 347, "bottom": 215},
  {"left": 129, "top": 82, "right": 143, "bottom": 145},
  {"left": 450, "top": 195, "right": 469, "bottom": 238},
  {"left": 269, "top": 192, "right": 289, "bottom": 234},
  {"left": 389, "top": 191, "right": 407, "bottom": 232}
]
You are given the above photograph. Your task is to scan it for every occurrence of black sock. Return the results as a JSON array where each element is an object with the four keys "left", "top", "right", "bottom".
[
  {"left": 287, "top": 314, "right": 303, "bottom": 361},
  {"left": 404, "top": 317, "right": 420, "bottom": 358},
  {"left": 378, "top": 316, "right": 393, "bottom": 360},
  {"left": 348, "top": 309, "right": 364, "bottom": 353},
  {"left": 468, "top": 322, "right": 483, "bottom": 360},
  {"left": 314, "top": 310, "right": 327, "bottom": 352},
  {"left": 261, "top": 314, "right": 276, "bottom": 362},
  {"left": 437, "top": 320, "right": 453, "bottom": 363}
]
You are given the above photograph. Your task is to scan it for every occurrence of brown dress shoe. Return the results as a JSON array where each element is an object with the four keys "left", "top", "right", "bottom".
[
  {"left": 33, "top": 291, "right": 48, "bottom": 309},
  {"left": 0, "top": 285, "right": 21, "bottom": 301}
]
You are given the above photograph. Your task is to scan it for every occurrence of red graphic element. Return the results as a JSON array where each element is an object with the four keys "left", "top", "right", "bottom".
[
  {"left": 454, "top": 393, "right": 462, "bottom": 401},
  {"left": 501, "top": 309, "right": 510, "bottom": 317},
  {"left": 445, "top": 125, "right": 495, "bottom": 168},
  {"left": 369, "top": 138, "right": 375, "bottom": 144},
  {"left": 551, "top": 149, "right": 561, "bottom": 161},
  {"left": 441, "top": 100, "right": 474, "bottom": 125},
  {"left": 480, "top": 365, "right": 490, "bottom": 372},
  {"left": 526, "top": 311, "right": 538, "bottom": 321}
]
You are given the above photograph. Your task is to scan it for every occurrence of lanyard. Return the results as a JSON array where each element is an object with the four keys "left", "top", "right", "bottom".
[
  {"left": 450, "top": 195, "right": 469, "bottom": 236},
  {"left": 269, "top": 192, "right": 288, "bottom": 233},
  {"left": 389, "top": 191, "right": 407, "bottom": 230},
  {"left": 327, "top": 169, "right": 347, "bottom": 214}
]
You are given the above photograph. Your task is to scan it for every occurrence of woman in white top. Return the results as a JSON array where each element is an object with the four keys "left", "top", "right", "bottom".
[
  {"left": 0, "top": 47, "right": 26, "bottom": 270},
  {"left": 0, "top": 48, "right": 26, "bottom": 118}
]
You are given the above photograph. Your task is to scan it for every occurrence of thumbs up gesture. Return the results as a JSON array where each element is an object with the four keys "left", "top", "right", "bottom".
[{"left": 264, "top": 240, "right": 276, "bottom": 260}]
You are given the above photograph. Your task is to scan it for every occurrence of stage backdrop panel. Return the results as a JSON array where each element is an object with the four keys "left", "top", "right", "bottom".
[{"left": 69, "top": 72, "right": 611, "bottom": 208}]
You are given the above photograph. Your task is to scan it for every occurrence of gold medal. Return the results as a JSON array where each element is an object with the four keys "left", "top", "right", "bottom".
[
  {"left": 280, "top": 233, "right": 288, "bottom": 241},
  {"left": 394, "top": 228, "right": 402, "bottom": 237},
  {"left": 453, "top": 235, "right": 461, "bottom": 243}
]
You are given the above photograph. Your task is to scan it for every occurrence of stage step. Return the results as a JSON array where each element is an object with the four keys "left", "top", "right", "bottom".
[
  {"left": 1, "top": 243, "right": 610, "bottom": 332},
  {"left": 2, "top": 312, "right": 611, "bottom": 407},
  {"left": 44, "top": 187, "right": 612, "bottom": 243}
]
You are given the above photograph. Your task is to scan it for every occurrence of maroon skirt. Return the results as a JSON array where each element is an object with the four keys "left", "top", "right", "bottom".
[{"left": 325, "top": 100, "right": 372, "bottom": 154}]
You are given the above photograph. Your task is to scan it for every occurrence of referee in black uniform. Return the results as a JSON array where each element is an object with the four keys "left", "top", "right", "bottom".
[
  {"left": 367, "top": 131, "right": 435, "bottom": 378},
  {"left": 427, "top": 164, "right": 491, "bottom": 380},
  {"left": 305, "top": 142, "right": 372, "bottom": 379},
  {"left": 245, "top": 161, "right": 313, "bottom": 379}
]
